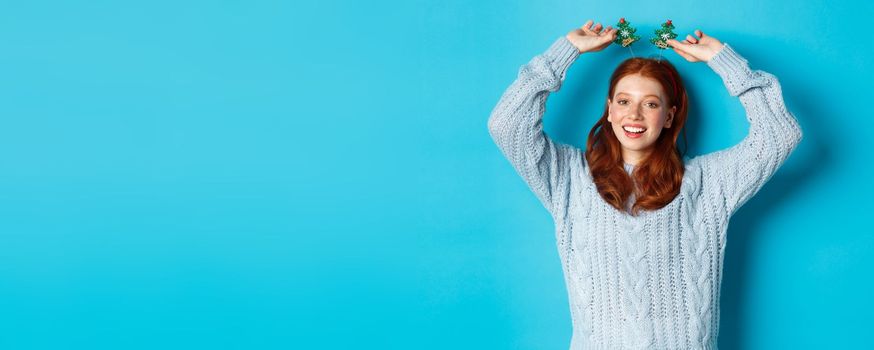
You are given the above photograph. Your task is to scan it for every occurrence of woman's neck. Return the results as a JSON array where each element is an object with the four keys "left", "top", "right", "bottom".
[{"left": 621, "top": 149, "right": 651, "bottom": 166}]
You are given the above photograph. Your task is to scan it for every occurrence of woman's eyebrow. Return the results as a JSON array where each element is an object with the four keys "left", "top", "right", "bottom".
[{"left": 615, "top": 92, "right": 662, "bottom": 100}]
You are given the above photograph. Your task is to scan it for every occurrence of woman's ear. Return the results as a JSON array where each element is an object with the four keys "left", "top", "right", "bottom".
[
  {"left": 606, "top": 98, "right": 612, "bottom": 122},
  {"left": 665, "top": 106, "right": 677, "bottom": 128}
]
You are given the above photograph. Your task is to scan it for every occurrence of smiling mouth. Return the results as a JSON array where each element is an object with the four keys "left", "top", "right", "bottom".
[{"left": 622, "top": 125, "right": 646, "bottom": 134}]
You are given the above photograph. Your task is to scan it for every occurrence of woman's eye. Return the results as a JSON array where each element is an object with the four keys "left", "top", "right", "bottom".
[
  {"left": 618, "top": 100, "right": 628, "bottom": 105},
  {"left": 647, "top": 103, "right": 659, "bottom": 108}
]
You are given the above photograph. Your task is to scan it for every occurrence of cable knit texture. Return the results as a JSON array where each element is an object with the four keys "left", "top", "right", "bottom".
[{"left": 487, "top": 36, "right": 802, "bottom": 350}]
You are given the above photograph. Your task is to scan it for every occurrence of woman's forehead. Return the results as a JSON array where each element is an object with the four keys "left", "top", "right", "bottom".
[{"left": 614, "top": 75, "right": 665, "bottom": 99}]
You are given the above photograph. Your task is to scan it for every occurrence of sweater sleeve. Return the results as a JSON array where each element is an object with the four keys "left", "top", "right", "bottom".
[
  {"left": 692, "top": 43, "right": 803, "bottom": 216},
  {"left": 487, "top": 36, "right": 582, "bottom": 216}
]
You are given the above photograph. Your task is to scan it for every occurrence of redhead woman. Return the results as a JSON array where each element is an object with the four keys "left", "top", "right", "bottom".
[{"left": 487, "top": 19, "right": 802, "bottom": 349}]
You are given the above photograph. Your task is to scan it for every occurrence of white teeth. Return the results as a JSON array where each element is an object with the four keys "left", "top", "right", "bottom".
[{"left": 623, "top": 126, "right": 646, "bottom": 133}]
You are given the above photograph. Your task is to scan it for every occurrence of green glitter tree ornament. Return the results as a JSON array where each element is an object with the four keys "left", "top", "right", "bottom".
[
  {"left": 613, "top": 18, "right": 641, "bottom": 48},
  {"left": 650, "top": 19, "right": 678, "bottom": 50},
  {"left": 650, "top": 19, "right": 678, "bottom": 62}
]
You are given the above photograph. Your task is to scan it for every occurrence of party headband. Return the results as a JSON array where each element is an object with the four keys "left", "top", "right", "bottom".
[{"left": 612, "top": 18, "right": 679, "bottom": 61}]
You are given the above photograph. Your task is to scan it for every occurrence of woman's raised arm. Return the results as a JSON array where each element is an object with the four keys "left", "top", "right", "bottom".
[
  {"left": 674, "top": 34, "right": 803, "bottom": 215},
  {"left": 487, "top": 20, "right": 616, "bottom": 216},
  {"left": 487, "top": 36, "right": 580, "bottom": 216}
]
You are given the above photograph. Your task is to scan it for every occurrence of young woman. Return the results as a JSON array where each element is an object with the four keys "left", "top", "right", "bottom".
[{"left": 487, "top": 19, "right": 802, "bottom": 349}]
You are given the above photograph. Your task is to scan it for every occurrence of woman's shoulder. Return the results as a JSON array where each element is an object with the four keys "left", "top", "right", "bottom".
[
  {"left": 682, "top": 155, "right": 707, "bottom": 181},
  {"left": 683, "top": 153, "right": 713, "bottom": 172},
  {"left": 562, "top": 142, "right": 588, "bottom": 175},
  {"left": 680, "top": 153, "right": 724, "bottom": 205}
]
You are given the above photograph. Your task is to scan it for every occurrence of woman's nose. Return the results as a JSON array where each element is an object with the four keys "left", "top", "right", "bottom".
[{"left": 636, "top": 104, "right": 647, "bottom": 114}]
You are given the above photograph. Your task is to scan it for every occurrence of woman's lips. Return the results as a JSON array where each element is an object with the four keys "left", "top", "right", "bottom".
[{"left": 624, "top": 130, "right": 644, "bottom": 139}]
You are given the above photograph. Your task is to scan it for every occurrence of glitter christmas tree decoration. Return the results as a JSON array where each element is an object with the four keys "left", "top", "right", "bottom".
[
  {"left": 613, "top": 18, "right": 641, "bottom": 48},
  {"left": 650, "top": 19, "right": 678, "bottom": 50}
]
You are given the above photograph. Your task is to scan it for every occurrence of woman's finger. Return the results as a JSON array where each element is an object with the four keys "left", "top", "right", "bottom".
[
  {"left": 582, "top": 20, "right": 593, "bottom": 30},
  {"left": 667, "top": 39, "right": 688, "bottom": 50},
  {"left": 669, "top": 39, "right": 704, "bottom": 62},
  {"left": 593, "top": 23, "right": 603, "bottom": 33},
  {"left": 673, "top": 40, "right": 697, "bottom": 55},
  {"left": 686, "top": 34, "right": 697, "bottom": 44}
]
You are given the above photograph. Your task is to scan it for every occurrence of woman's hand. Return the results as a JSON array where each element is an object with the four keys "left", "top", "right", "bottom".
[
  {"left": 666, "top": 29, "right": 725, "bottom": 63},
  {"left": 566, "top": 20, "right": 618, "bottom": 54}
]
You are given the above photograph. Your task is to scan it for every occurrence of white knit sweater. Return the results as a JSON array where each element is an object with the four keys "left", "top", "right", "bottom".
[{"left": 487, "top": 36, "right": 803, "bottom": 349}]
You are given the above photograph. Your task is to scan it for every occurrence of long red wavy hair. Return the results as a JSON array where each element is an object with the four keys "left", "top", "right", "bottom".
[{"left": 584, "top": 57, "right": 689, "bottom": 216}]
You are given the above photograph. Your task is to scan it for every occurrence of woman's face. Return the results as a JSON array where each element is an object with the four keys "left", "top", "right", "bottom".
[{"left": 606, "top": 73, "right": 677, "bottom": 164}]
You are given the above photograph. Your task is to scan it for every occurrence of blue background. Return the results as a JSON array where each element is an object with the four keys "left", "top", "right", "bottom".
[{"left": 0, "top": 0, "right": 870, "bottom": 349}]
